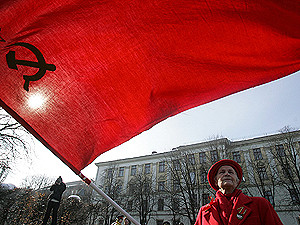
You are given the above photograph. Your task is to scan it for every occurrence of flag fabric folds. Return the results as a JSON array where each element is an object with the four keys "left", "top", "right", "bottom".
[{"left": 0, "top": 0, "right": 299, "bottom": 173}]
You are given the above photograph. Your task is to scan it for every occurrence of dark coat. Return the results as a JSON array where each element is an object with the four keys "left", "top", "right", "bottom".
[
  {"left": 49, "top": 183, "right": 66, "bottom": 202},
  {"left": 194, "top": 192, "right": 283, "bottom": 225}
]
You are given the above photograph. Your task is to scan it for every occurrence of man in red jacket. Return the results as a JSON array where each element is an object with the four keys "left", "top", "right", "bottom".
[{"left": 194, "top": 159, "right": 283, "bottom": 225}]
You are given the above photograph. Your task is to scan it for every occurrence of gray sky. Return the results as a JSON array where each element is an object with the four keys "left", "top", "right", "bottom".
[{"left": 5, "top": 70, "right": 300, "bottom": 186}]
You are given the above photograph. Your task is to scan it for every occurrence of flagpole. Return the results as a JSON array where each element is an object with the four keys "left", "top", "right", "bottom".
[
  {"left": 0, "top": 101, "right": 140, "bottom": 224},
  {"left": 78, "top": 172, "right": 141, "bottom": 225}
]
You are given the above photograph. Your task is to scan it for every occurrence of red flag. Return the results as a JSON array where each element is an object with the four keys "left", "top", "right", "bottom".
[{"left": 0, "top": 0, "right": 299, "bottom": 173}]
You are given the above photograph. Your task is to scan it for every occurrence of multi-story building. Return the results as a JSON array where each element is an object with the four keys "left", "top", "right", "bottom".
[
  {"left": 64, "top": 180, "right": 93, "bottom": 202},
  {"left": 95, "top": 130, "right": 300, "bottom": 225},
  {"left": 39, "top": 180, "right": 93, "bottom": 202}
]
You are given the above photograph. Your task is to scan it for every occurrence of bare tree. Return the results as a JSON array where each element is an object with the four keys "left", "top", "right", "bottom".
[
  {"left": 59, "top": 197, "right": 91, "bottom": 225},
  {"left": 127, "top": 171, "right": 156, "bottom": 225},
  {"left": 85, "top": 198, "right": 106, "bottom": 225},
  {"left": 206, "top": 135, "right": 232, "bottom": 162},
  {"left": 268, "top": 127, "right": 300, "bottom": 210},
  {"left": 164, "top": 150, "right": 212, "bottom": 225},
  {"left": 245, "top": 156, "right": 278, "bottom": 207},
  {"left": 98, "top": 165, "right": 126, "bottom": 225},
  {"left": 0, "top": 108, "right": 31, "bottom": 182},
  {"left": 0, "top": 185, "right": 18, "bottom": 225},
  {"left": 21, "top": 174, "right": 55, "bottom": 190},
  {"left": 1, "top": 188, "right": 47, "bottom": 225}
]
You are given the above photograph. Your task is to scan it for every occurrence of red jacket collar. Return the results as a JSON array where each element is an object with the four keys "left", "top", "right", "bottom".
[
  {"left": 203, "top": 202, "right": 222, "bottom": 225},
  {"left": 202, "top": 192, "right": 253, "bottom": 225},
  {"left": 229, "top": 193, "right": 252, "bottom": 225}
]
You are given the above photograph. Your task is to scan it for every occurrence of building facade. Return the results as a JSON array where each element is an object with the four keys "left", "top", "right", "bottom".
[
  {"left": 95, "top": 130, "right": 300, "bottom": 225},
  {"left": 64, "top": 180, "right": 93, "bottom": 202}
]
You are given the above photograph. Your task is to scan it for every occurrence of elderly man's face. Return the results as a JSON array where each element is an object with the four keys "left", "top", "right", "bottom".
[{"left": 215, "top": 165, "right": 239, "bottom": 192}]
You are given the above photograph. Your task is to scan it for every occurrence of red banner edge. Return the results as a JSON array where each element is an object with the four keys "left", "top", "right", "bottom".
[{"left": 0, "top": 98, "right": 86, "bottom": 179}]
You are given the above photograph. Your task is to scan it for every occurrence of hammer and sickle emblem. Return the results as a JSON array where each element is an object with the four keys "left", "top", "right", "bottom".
[{"left": 6, "top": 42, "right": 56, "bottom": 91}]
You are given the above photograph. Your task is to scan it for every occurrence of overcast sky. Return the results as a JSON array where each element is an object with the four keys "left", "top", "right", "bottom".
[{"left": 5, "top": 70, "right": 300, "bottom": 187}]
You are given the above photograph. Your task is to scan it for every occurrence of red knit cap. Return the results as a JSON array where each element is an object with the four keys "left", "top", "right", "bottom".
[{"left": 207, "top": 159, "right": 243, "bottom": 191}]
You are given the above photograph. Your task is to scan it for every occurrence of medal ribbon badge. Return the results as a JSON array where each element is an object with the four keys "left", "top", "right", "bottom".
[{"left": 236, "top": 207, "right": 247, "bottom": 220}]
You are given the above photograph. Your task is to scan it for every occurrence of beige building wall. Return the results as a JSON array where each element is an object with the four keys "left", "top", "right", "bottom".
[{"left": 95, "top": 131, "right": 300, "bottom": 225}]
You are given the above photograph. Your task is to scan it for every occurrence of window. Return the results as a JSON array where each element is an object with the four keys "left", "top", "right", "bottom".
[
  {"left": 157, "top": 220, "right": 164, "bottom": 225},
  {"left": 172, "top": 198, "right": 179, "bottom": 210},
  {"left": 159, "top": 161, "right": 165, "bottom": 173},
  {"left": 158, "top": 181, "right": 165, "bottom": 192},
  {"left": 131, "top": 165, "right": 137, "bottom": 176},
  {"left": 116, "top": 184, "right": 122, "bottom": 193},
  {"left": 107, "top": 168, "right": 113, "bottom": 179},
  {"left": 283, "top": 165, "right": 293, "bottom": 177},
  {"left": 173, "top": 179, "right": 180, "bottom": 191},
  {"left": 199, "top": 152, "right": 206, "bottom": 164},
  {"left": 211, "top": 151, "right": 218, "bottom": 163},
  {"left": 188, "top": 154, "right": 195, "bottom": 165},
  {"left": 232, "top": 151, "right": 241, "bottom": 163},
  {"left": 145, "top": 163, "right": 151, "bottom": 174},
  {"left": 128, "top": 184, "right": 135, "bottom": 194},
  {"left": 253, "top": 148, "right": 263, "bottom": 160},
  {"left": 118, "top": 167, "right": 124, "bottom": 177},
  {"left": 104, "top": 186, "right": 110, "bottom": 193},
  {"left": 78, "top": 189, "right": 85, "bottom": 196},
  {"left": 173, "top": 219, "right": 180, "bottom": 225},
  {"left": 200, "top": 171, "right": 207, "bottom": 183},
  {"left": 202, "top": 193, "right": 210, "bottom": 205},
  {"left": 144, "top": 183, "right": 150, "bottom": 192},
  {"left": 158, "top": 198, "right": 164, "bottom": 211},
  {"left": 190, "top": 172, "right": 196, "bottom": 184},
  {"left": 275, "top": 144, "right": 286, "bottom": 157},
  {"left": 264, "top": 190, "right": 274, "bottom": 206},
  {"left": 289, "top": 188, "right": 300, "bottom": 204},
  {"left": 257, "top": 166, "right": 268, "bottom": 180},
  {"left": 143, "top": 200, "right": 149, "bottom": 211},
  {"left": 173, "top": 160, "right": 181, "bottom": 170},
  {"left": 127, "top": 200, "right": 133, "bottom": 211}
]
